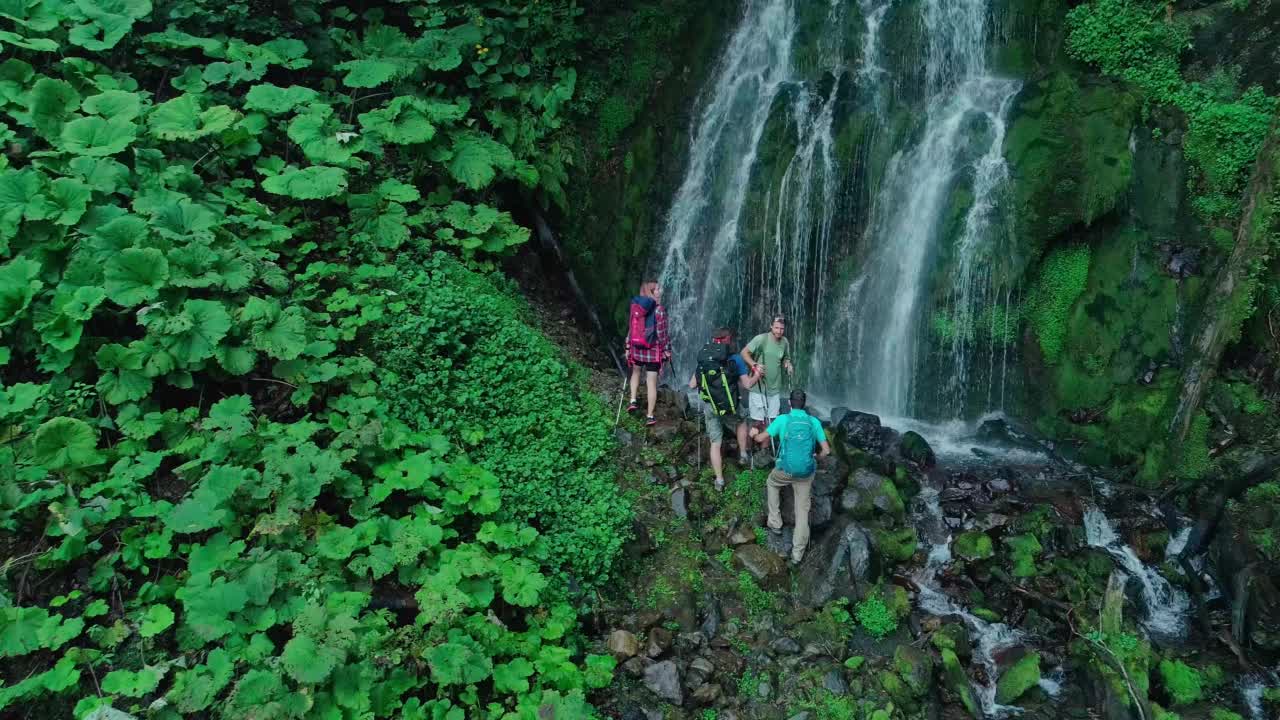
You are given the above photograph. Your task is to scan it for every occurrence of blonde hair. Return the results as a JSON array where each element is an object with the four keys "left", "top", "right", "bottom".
[{"left": 639, "top": 280, "right": 660, "bottom": 299}]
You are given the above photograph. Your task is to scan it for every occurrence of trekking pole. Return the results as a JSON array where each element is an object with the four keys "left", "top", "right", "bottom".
[{"left": 612, "top": 372, "right": 627, "bottom": 429}]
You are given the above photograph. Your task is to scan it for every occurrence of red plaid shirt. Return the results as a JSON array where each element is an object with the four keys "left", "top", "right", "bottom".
[{"left": 626, "top": 304, "right": 671, "bottom": 365}]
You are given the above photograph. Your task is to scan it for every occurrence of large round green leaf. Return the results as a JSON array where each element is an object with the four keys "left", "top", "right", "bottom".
[
  {"left": 104, "top": 247, "right": 169, "bottom": 306},
  {"left": 32, "top": 417, "right": 103, "bottom": 471},
  {"left": 261, "top": 166, "right": 347, "bottom": 200},
  {"left": 61, "top": 115, "right": 137, "bottom": 156}
]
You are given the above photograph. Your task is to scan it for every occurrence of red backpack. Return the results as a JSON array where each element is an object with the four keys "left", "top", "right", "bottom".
[{"left": 628, "top": 298, "right": 657, "bottom": 349}]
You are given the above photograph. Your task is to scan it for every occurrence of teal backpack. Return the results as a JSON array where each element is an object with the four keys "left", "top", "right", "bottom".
[{"left": 778, "top": 415, "right": 816, "bottom": 476}]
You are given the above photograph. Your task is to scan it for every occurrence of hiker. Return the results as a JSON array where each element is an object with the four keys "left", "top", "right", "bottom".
[
  {"left": 688, "top": 327, "right": 765, "bottom": 490},
  {"left": 740, "top": 315, "right": 794, "bottom": 426},
  {"left": 625, "top": 280, "right": 672, "bottom": 427},
  {"left": 750, "top": 389, "right": 830, "bottom": 565}
]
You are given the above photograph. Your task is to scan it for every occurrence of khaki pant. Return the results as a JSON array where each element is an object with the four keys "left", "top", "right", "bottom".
[{"left": 766, "top": 467, "right": 813, "bottom": 562}]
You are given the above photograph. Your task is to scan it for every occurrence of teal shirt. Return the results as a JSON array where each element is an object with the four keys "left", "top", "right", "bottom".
[{"left": 765, "top": 410, "right": 826, "bottom": 463}]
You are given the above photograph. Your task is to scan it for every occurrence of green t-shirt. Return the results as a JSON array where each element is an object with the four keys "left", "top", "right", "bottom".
[{"left": 745, "top": 332, "right": 791, "bottom": 395}]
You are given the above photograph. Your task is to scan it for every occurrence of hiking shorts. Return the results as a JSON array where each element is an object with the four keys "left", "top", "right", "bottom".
[
  {"left": 749, "top": 391, "right": 781, "bottom": 421},
  {"left": 633, "top": 360, "right": 661, "bottom": 372},
  {"left": 701, "top": 398, "right": 745, "bottom": 443}
]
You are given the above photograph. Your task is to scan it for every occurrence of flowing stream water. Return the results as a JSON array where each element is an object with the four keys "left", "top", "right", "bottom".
[{"left": 1083, "top": 507, "right": 1191, "bottom": 643}]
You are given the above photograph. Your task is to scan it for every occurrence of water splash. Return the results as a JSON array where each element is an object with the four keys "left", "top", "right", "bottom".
[
  {"left": 1084, "top": 507, "right": 1190, "bottom": 643},
  {"left": 911, "top": 485, "right": 1029, "bottom": 717}
]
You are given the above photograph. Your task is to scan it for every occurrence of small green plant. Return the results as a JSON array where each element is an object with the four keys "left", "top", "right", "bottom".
[
  {"left": 737, "top": 669, "right": 767, "bottom": 698},
  {"left": 737, "top": 571, "right": 777, "bottom": 617},
  {"left": 855, "top": 596, "right": 898, "bottom": 638},
  {"left": 754, "top": 526, "right": 768, "bottom": 545},
  {"left": 717, "top": 547, "right": 734, "bottom": 566}
]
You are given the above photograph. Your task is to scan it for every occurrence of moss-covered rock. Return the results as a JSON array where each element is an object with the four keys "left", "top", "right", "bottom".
[
  {"left": 898, "top": 431, "right": 936, "bottom": 467},
  {"left": 1004, "top": 533, "right": 1044, "bottom": 577},
  {"left": 932, "top": 622, "right": 973, "bottom": 658},
  {"left": 941, "top": 648, "right": 983, "bottom": 719},
  {"left": 873, "top": 526, "right": 919, "bottom": 563},
  {"left": 995, "top": 651, "right": 1042, "bottom": 704},
  {"left": 1156, "top": 659, "right": 1203, "bottom": 707},
  {"left": 955, "top": 531, "right": 996, "bottom": 561},
  {"left": 893, "top": 644, "right": 935, "bottom": 696}
]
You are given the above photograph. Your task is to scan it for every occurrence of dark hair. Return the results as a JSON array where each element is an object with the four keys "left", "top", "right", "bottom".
[
  {"left": 789, "top": 389, "right": 806, "bottom": 409},
  {"left": 712, "top": 327, "right": 733, "bottom": 341}
]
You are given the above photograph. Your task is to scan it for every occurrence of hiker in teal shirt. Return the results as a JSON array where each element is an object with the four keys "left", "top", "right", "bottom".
[{"left": 750, "top": 389, "right": 830, "bottom": 565}]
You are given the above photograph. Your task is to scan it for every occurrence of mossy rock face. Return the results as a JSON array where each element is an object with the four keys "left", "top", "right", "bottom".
[
  {"left": 893, "top": 644, "right": 935, "bottom": 696},
  {"left": 1157, "top": 659, "right": 1204, "bottom": 707},
  {"left": 940, "top": 648, "right": 982, "bottom": 719},
  {"left": 1004, "top": 72, "right": 1138, "bottom": 260},
  {"left": 873, "top": 526, "right": 919, "bottom": 564},
  {"left": 955, "top": 531, "right": 996, "bottom": 561},
  {"left": 1003, "top": 533, "right": 1043, "bottom": 577},
  {"left": 995, "top": 651, "right": 1042, "bottom": 704},
  {"left": 932, "top": 622, "right": 973, "bottom": 658}
]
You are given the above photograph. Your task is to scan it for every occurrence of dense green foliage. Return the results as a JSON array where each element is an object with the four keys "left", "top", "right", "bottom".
[
  {"left": 1067, "top": 0, "right": 1278, "bottom": 225},
  {"left": 0, "top": 0, "right": 628, "bottom": 717},
  {"left": 372, "top": 254, "right": 630, "bottom": 585},
  {"left": 1026, "top": 245, "right": 1091, "bottom": 364}
]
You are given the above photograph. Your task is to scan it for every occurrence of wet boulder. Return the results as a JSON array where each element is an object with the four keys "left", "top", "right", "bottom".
[
  {"left": 898, "top": 431, "right": 936, "bottom": 468},
  {"left": 837, "top": 410, "right": 889, "bottom": 453},
  {"left": 940, "top": 648, "right": 982, "bottom": 719},
  {"left": 795, "top": 518, "right": 874, "bottom": 607},
  {"left": 840, "top": 468, "right": 906, "bottom": 520},
  {"left": 734, "top": 544, "right": 787, "bottom": 586},
  {"left": 643, "top": 660, "right": 683, "bottom": 705},
  {"left": 995, "top": 651, "right": 1041, "bottom": 704}
]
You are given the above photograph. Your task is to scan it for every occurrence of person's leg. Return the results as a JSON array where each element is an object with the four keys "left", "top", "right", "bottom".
[
  {"left": 702, "top": 402, "right": 725, "bottom": 486},
  {"left": 766, "top": 393, "right": 781, "bottom": 423},
  {"left": 629, "top": 364, "right": 640, "bottom": 407},
  {"left": 791, "top": 475, "right": 813, "bottom": 563},
  {"left": 735, "top": 420, "right": 749, "bottom": 464},
  {"left": 766, "top": 468, "right": 787, "bottom": 531},
  {"left": 645, "top": 369, "right": 659, "bottom": 418},
  {"left": 749, "top": 391, "right": 766, "bottom": 424}
]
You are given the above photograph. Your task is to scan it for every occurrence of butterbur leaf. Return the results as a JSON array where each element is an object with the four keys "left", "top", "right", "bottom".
[
  {"left": 179, "top": 578, "right": 247, "bottom": 641},
  {"left": 446, "top": 131, "right": 514, "bottom": 190},
  {"left": 27, "top": 78, "right": 80, "bottom": 140},
  {"left": 281, "top": 635, "right": 337, "bottom": 684},
  {"left": 357, "top": 97, "right": 436, "bottom": 145},
  {"left": 47, "top": 178, "right": 91, "bottom": 225},
  {"left": 149, "top": 95, "right": 239, "bottom": 141},
  {"left": 583, "top": 654, "right": 616, "bottom": 689},
  {"left": 252, "top": 306, "right": 306, "bottom": 359},
  {"left": 138, "top": 605, "right": 175, "bottom": 638},
  {"left": 82, "top": 90, "right": 142, "bottom": 121},
  {"left": 0, "top": 30, "right": 59, "bottom": 52},
  {"left": 492, "top": 658, "right": 533, "bottom": 694},
  {"left": 104, "top": 247, "right": 169, "bottom": 306},
  {"left": 261, "top": 166, "right": 347, "bottom": 200},
  {"left": 206, "top": 395, "right": 253, "bottom": 438},
  {"left": 160, "top": 299, "right": 232, "bottom": 363},
  {"left": 425, "top": 640, "right": 492, "bottom": 686},
  {"left": 216, "top": 344, "right": 256, "bottom": 375},
  {"left": 243, "top": 83, "right": 317, "bottom": 114},
  {"left": 60, "top": 115, "right": 137, "bottom": 156},
  {"left": 499, "top": 558, "right": 546, "bottom": 607},
  {"left": 0, "top": 256, "right": 43, "bottom": 327},
  {"left": 333, "top": 59, "right": 401, "bottom": 88},
  {"left": 32, "top": 417, "right": 103, "bottom": 471},
  {"left": 96, "top": 343, "right": 151, "bottom": 404},
  {"left": 68, "top": 0, "right": 152, "bottom": 51},
  {"left": 101, "top": 666, "right": 165, "bottom": 697}
]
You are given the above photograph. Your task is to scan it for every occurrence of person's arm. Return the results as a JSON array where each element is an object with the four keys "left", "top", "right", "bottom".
[
  {"left": 783, "top": 338, "right": 794, "bottom": 374},
  {"left": 814, "top": 421, "right": 830, "bottom": 457},
  {"left": 739, "top": 366, "right": 764, "bottom": 390},
  {"left": 688, "top": 373, "right": 697, "bottom": 390},
  {"left": 740, "top": 335, "right": 761, "bottom": 372},
  {"left": 751, "top": 417, "right": 782, "bottom": 446}
]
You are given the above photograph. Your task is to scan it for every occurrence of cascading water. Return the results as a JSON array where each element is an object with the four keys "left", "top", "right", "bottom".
[
  {"left": 655, "top": 0, "right": 1020, "bottom": 421},
  {"left": 833, "top": 0, "right": 1020, "bottom": 417},
  {"left": 911, "top": 486, "right": 1029, "bottom": 717},
  {"left": 1084, "top": 507, "right": 1190, "bottom": 643}
]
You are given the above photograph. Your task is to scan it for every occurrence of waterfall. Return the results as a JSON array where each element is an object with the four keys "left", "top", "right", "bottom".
[
  {"left": 835, "top": 0, "right": 1020, "bottom": 417},
  {"left": 654, "top": 0, "right": 1021, "bottom": 420},
  {"left": 656, "top": 0, "right": 797, "bottom": 371}
]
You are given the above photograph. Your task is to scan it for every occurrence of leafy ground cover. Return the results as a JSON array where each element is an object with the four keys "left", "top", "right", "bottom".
[{"left": 0, "top": 0, "right": 628, "bottom": 717}]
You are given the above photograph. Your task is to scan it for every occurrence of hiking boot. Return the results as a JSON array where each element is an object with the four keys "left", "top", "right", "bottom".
[
  {"left": 789, "top": 552, "right": 804, "bottom": 566},
  {"left": 714, "top": 477, "right": 725, "bottom": 491},
  {"left": 645, "top": 415, "right": 657, "bottom": 427},
  {"left": 738, "top": 454, "right": 751, "bottom": 468},
  {"left": 627, "top": 399, "right": 639, "bottom": 413}
]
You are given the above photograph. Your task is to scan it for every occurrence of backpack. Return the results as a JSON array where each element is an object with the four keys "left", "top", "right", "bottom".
[
  {"left": 778, "top": 414, "right": 817, "bottom": 476},
  {"left": 696, "top": 342, "right": 737, "bottom": 416},
  {"left": 628, "top": 297, "right": 657, "bottom": 350}
]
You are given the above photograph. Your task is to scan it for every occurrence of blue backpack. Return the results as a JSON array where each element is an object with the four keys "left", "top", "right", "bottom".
[{"left": 778, "top": 415, "right": 816, "bottom": 476}]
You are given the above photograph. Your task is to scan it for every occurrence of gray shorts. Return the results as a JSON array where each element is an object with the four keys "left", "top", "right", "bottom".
[{"left": 701, "top": 398, "right": 746, "bottom": 443}]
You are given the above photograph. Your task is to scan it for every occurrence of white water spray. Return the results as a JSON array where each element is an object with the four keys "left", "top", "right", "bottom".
[{"left": 1084, "top": 507, "right": 1190, "bottom": 642}]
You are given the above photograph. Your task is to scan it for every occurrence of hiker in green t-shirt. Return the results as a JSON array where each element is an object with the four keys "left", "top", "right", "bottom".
[{"left": 740, "top": 315, "right": 793, "bottom": 425}]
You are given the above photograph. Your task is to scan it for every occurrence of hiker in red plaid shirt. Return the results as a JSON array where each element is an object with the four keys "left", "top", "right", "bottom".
[{"left": 625, "top": 280, "right": 672, "bottom": 426}]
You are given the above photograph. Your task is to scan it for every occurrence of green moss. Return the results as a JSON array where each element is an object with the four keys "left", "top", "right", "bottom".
[
  {"left": 995, "top": 652, "right": 1042, "bottom": 704},
  {"left": 1173, "top": 412, "right": 1212, "bottom": 480},
  {"left": 1027, "top": 245, "right": 1092, "bottom": 363},
  {"left": 941, "top": 648, "right": 981, "bottom": 718},
  {"left": 893, "top": 644, "right": 934, "bottom": 695},
  {"left": 873, "top": 527, "right": 919, "bottom": 563},
  {"left": 1209, "top": 709, "right": 1244, "bottom": 720},
  {"left": 856, "top": 596, "right": 898, "bottom": 638},
  {"left": 1004, "top": 533, "right": 1044, "bottom": 577},
  {"left": 955, "top": 531, "right": 995, "bottom": 560},
  {"left": 1157, "top": 659, "right": 1204, "bottom": 706}
]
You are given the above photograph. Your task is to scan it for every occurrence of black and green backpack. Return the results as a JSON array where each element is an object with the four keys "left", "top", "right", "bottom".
[{"left": 696, "top": 342, "right": 738, "bottom": 416}]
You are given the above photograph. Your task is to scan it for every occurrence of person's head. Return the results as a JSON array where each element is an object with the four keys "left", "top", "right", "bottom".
[
  {"left": 770, "top": 315, "right": 786, "bottom": 339},
  {"left": 639, "top": 280, "right": 661, "bottom": 301},
  {"left": 789, "top": 389, "right": 806, "bottom": 410},
  {"left": 712, "top": 327, "right": 733, "bottom": 345}
]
